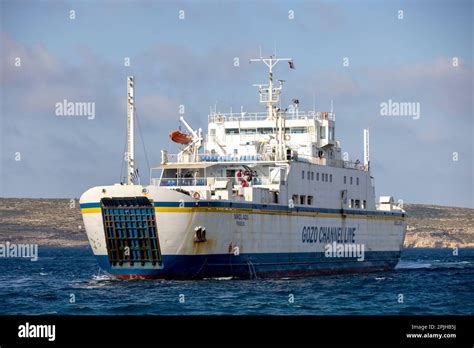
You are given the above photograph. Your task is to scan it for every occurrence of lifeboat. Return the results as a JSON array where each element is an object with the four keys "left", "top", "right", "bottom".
[{"left": 169, "top": 130, "right": 193, "bottom": 145}]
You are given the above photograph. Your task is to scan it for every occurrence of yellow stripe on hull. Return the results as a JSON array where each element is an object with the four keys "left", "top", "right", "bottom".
[
  {"left": 81, "top": 207, "right": 102, "bottom": 214},
  {"left": 81, "top": 206, "right": 403, "bottom": 221}
]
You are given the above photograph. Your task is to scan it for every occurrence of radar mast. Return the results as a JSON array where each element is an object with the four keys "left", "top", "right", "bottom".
[{"left": 249, "top": 54, "right": 294, "bottom": 160}]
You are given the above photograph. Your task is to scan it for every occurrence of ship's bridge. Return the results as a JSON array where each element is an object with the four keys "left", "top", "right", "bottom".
[
  {"left": 205, "top": 109, "right": 339, "bottom": 163},
  {"left": 153, "top": 53, "right": 368, "bottom": 195}
]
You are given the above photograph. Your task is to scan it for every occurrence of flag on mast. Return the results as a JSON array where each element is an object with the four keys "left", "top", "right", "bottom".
[
  {"left": 130, "top": 168, "right": 139, "bottom": 183},
  {"left": 288, "top": 61, "right": 295, "bottom": 69}
]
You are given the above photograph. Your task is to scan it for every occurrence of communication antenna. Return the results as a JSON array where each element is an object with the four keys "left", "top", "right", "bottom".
[
  {"left": 127, "top": 76, "right": 135, "bottom": 185},
  {"left": 364, "top": 128, "right": 370, "bottom": 169}
]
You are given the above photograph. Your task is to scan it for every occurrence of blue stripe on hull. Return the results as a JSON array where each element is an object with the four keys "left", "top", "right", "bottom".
[
  {"left": 96, "top": 251, "right": 401, "bottom": 279},
  {"left": 80, "top": 201, "right": 405, "bottom": 218}
]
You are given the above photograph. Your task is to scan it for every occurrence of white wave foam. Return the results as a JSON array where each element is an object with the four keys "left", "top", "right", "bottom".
[
  {"left": 396, "top": 260, "right": 432, "bottom": 269},
  {"left": 396, "top": 259, "right": 470, "bottom": 269},
  {"left": 203, "top": 276, "right": 234, "bottom": 281},
  {"left": 92, "top": 274, "right": 113, "bottom": 281}
]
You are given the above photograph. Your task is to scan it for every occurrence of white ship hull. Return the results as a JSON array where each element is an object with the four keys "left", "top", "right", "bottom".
[
  {"left": 80, "top": 65, "right": 407, "bottom": 279},
  {"left": 80, "top": 185, "right": 406, "bottom": 279}
]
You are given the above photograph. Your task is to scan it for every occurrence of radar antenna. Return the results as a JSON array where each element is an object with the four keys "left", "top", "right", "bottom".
[{"left": 249, "top": 54, "right": 294, "bottom": 160}]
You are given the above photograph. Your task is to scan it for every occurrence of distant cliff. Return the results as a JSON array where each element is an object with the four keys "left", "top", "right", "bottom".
[
  {"left": 404, "top": 203, "right": 474, "bottom": 248},
  {"left": 0, "top": 198, "right": 86, "bottom": 246},
  {"left": 0, "top": 198, "right": 472, "bottom": 248}
]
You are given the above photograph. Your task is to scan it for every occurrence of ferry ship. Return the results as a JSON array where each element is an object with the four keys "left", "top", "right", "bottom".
[{"left": 80, "top": 54, "right": 406, "bottom": 279}]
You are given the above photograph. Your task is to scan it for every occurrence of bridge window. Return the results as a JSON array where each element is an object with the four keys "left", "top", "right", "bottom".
[
  {"left": 225, "top": 128, "right": 239, "bottom": 134},
  {"left": 356, "top": 177, "right": 359, "bottom": 185},
  {"left": 302, "top": 171, "right": 305, "bottom": 180},
  {"left": 256, "top": 128, "right": 273, "bottom": 134},
  {"left": 350, "top": 177, "right": 353, "bottom": 185},
  {"left": 311, "top": 172, "right": 314, "bottom": 180},
  {"left": 307, "top": 171, "right": 310, "bottom": 180},
  {"left": 329, "top": 127, "right": 335, "bottom": 141},
  {"left": 320, "top": 126, "right": 326, "bottom": 139},
  {"left": 289, "top": 127, "right": 307, "bottom": 134},
  {"left": 344, "top": 176, "right": 347, "bottom": 184},
  {"left": 316, "top": 173, "right": 320, "bottom": 181},
  {"left": 241, "top": 129, "right": 256, "bottom": 135},
  {"left": 330, "top": 174, "right": 333, "bottom": 183}
]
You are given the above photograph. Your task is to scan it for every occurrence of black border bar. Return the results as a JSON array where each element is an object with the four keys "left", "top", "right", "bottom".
[{"left": 0, "top": 315, "right": 472, "bottom": 346}]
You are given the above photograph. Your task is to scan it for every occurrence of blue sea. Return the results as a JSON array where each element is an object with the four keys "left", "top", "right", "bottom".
[{"left": 0, "top": 247, "right": 472, "bottom": 315}]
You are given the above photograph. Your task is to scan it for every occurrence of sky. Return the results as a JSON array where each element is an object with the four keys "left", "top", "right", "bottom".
[{"left": 0, "top": 0, "right": 472, "bottom": 208}]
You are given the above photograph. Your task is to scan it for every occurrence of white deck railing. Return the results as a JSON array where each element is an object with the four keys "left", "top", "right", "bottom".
[
  {"left": 160, "top": 153, "right": 367, "bottom": 171},
  {"left": 298, "top": 156, "right": 367, "bottom": 171},
  {"left": 208, "top": 110, "right": 335, "bottom": 123},
  {"left": 151, "top": 176, "right": 270, "bottom": 187},
  {"left": 162, "top": 152, "right": 274, "bottom": 164}
]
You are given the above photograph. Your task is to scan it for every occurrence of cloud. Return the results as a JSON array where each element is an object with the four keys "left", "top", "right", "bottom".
[
  {"left": 0, "top": 8, "right": 472, "bottom": 206},
  {"left": 366, "top": 57, "right": 473, "bottom": 117},
  {"left": 0, "top": 32, "right": 61, "bottom": 85},
  {"left": 134, "top": 94, "right": 181, "bottom": 128}
]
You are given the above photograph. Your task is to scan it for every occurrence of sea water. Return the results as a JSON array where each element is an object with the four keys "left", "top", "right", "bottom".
[{"left": 0, "top": 247, "right": 472, "bottom": 315}]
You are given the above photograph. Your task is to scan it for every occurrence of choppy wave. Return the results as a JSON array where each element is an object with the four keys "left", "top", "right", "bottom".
[
  {"left": 0, "top": 247, "right": 472, "bottom": 315},
  {"left": 203, "top": 276, "right": 234, "bottom": 281},
  {"left": 92, "top": 273, "right": 114, "bottom": 281},
  {"left": 396, "top": 260, "right": 433, "bottom": 269},
  {"left": 396, "top": 259, "right": 471, "bottom": 270}
]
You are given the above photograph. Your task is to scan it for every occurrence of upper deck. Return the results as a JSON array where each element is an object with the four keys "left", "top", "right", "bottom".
[
  {"left": 159, "top": 53, "right": 370, "bottom": 187},
  {"left": 208, "top": 110, "right": 336, "bottom": 123}
]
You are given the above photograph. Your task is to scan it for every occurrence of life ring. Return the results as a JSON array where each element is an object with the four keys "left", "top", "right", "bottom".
[
  {"left": 192, "top": 191, "right": 201, "bottom": 200},
  {"left": 285, "top": 134, "right": 291, "bottom": 141}
]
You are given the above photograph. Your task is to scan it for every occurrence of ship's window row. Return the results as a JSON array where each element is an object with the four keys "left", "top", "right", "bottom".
[
  {"left": 224, "top": 127, "right": 308, "bottom": 135},
  {"left": 291, "top": 194, "right": 367, "bottom": 209},
  {"left": 348, "top": 199, "right": 367, "bottom": 209},
  {"left": 292, "top": 194, "right": 314, "bottom": 206},
  {"left": 343, "top": 176, "right": 360, "bottom": 186},
  {"left": 302, "top": 170, "right": 332, "bottom": 183}
]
